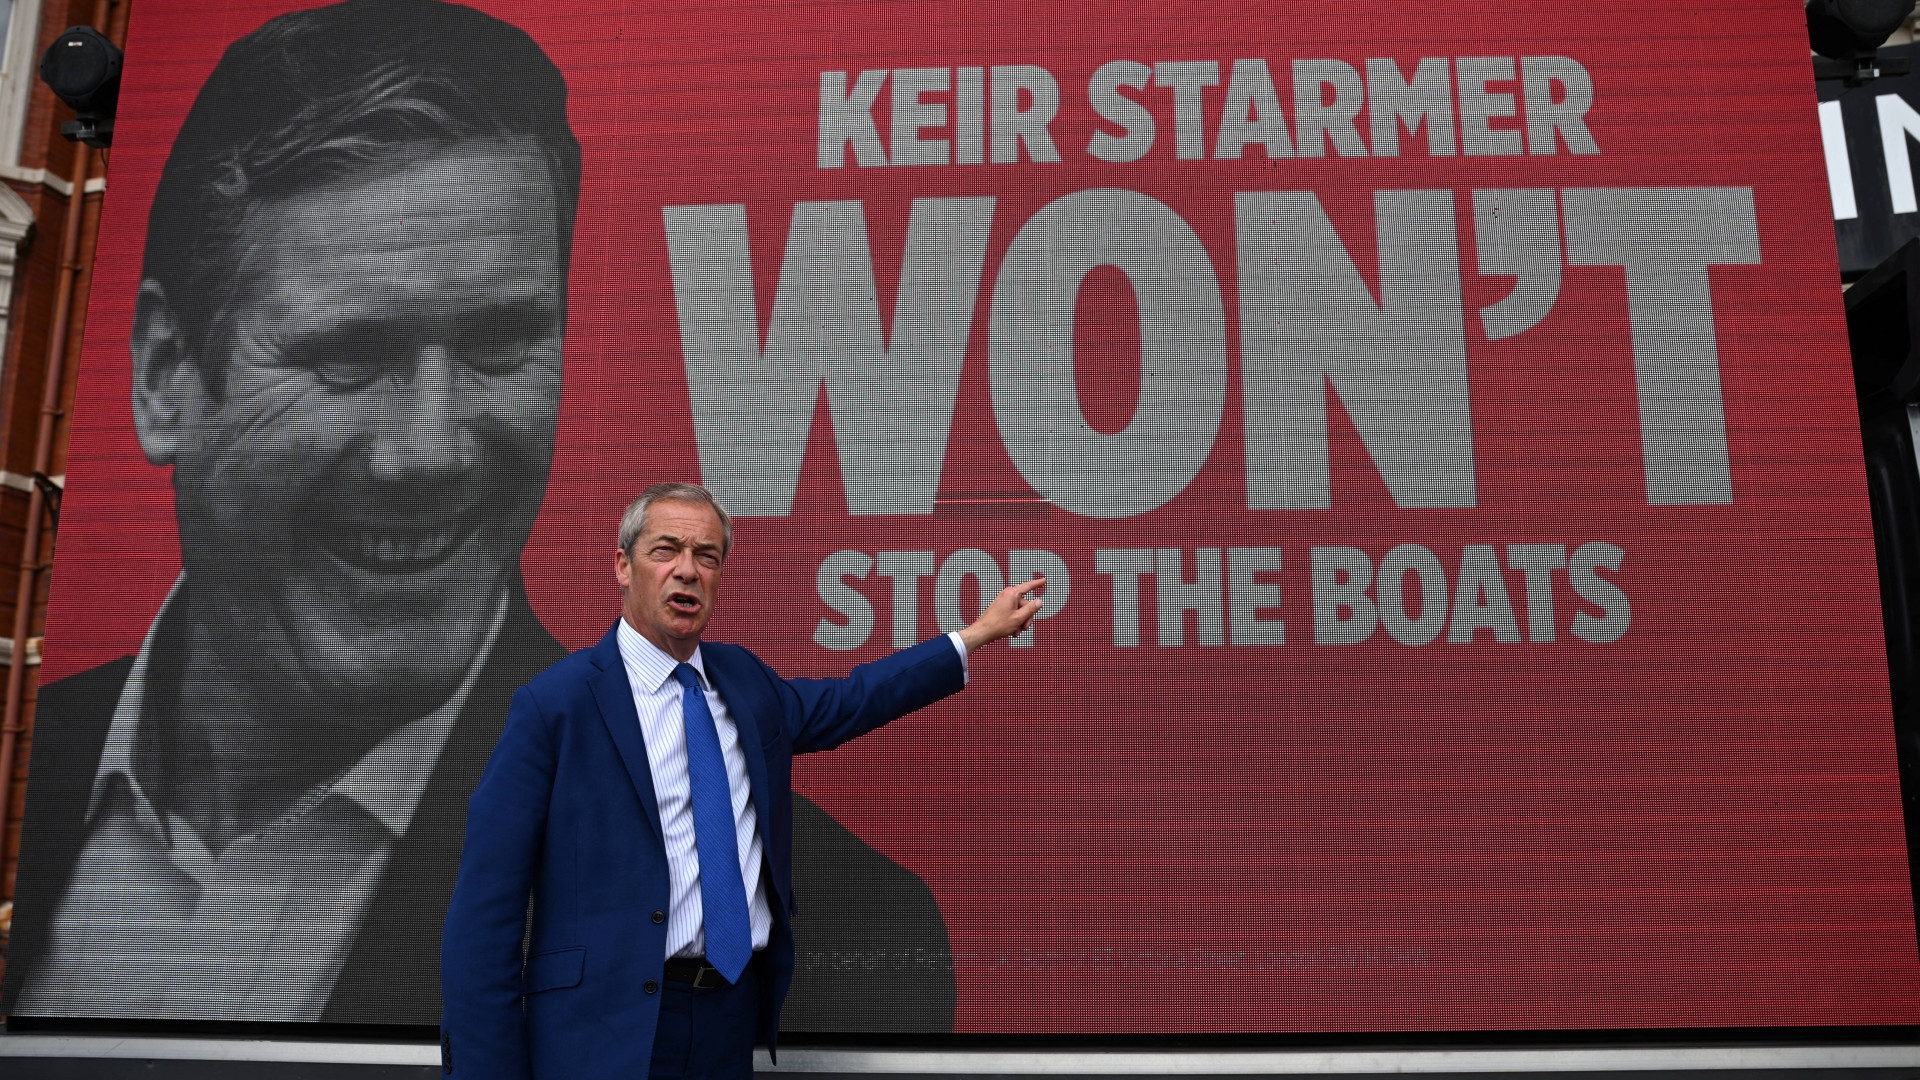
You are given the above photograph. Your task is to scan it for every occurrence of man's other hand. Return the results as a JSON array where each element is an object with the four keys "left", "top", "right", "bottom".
[{"left": 957, "top": 577, "right": 1047, "bottom": 654}]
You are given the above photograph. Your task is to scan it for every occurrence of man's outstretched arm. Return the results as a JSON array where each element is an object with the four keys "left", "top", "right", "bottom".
[
  {"left": 785, "top": 578, "right": 1047, "bottom": 754},
  {"left": 440, "top": 685, "right": 558, "bottom": 1080}
]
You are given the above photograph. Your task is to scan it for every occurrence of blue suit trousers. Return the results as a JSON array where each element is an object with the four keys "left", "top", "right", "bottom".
[{"left": 649, "top": 964, "right": 761, "bottom": 1080}]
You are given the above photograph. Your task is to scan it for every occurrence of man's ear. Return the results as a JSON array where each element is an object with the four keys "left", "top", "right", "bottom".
[{"left": 130, "top": 279, "right": 205, "bottom": 467}]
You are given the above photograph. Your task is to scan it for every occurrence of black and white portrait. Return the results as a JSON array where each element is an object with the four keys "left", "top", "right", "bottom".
[{"left": 1, "top": 0, "right": 952, "bottom": 1027}]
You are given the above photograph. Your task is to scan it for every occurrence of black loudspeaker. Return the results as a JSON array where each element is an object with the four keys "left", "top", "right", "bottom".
[
  {"left": 38, "top": 25, "right": 120, "bottom": 148},
  {"left": 1846, "top": 238, "right": 1920, "bottom": 924},
  {"left": 1809, "top": 0, "right": 1916, "bottom": 61}
]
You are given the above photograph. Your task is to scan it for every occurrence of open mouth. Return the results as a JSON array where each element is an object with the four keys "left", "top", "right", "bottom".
[
  {"left": 320, "top": 513, "right": 480, "bottom": 573},
  {"left": 667, "top": 591, "right": 702, "bottom": 616}
]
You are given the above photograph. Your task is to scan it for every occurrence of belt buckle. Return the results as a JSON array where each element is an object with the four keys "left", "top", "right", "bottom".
[{"left": 692, "top": 964, "right": 725, "bottom": 990}]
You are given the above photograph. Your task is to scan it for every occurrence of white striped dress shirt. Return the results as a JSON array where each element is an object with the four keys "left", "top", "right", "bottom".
[
  {"left": 616, "top": 620, "right": 774, "bottom": 959},
  {"left": 616, "top": 622, "right": 971, "bottom": 961}
]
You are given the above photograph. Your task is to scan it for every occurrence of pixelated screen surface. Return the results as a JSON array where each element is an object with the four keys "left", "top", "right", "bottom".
[{"left": 4, "top": 0, "right": 1917, "bottom": 1032}]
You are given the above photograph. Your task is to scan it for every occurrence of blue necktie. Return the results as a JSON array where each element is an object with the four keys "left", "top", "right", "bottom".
[{"left": 673, "top": 662, "right": 752, "bottom": 983}]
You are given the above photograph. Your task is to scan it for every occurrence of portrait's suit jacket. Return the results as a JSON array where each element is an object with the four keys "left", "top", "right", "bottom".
[
  {"left": 1, "top": 588, "right": 957, "bottom": 1031},
  {"left": 437, "top": 624, "right": 965, "bottom": 1079}
]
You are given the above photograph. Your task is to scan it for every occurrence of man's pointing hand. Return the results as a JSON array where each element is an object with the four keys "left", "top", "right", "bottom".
[{"left": 957, "top": 577, "right": 1048, "bottom": 654}]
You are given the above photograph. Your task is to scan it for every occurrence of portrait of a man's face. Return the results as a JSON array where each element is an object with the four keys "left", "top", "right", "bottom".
[{"left": 136, "top": 138, "right": 567, "bottom": 724}]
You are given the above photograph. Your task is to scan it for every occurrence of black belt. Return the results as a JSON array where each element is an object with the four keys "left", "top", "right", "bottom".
[{"left": 663, "top": 956, "right": 743, "bottom": 989}]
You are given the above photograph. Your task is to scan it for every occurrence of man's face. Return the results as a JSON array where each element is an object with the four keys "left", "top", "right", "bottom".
[
  {"left": 615, "top": 500, "right": 727, "bottom": 659},
  {"left": 135, "top": 140, "right": 566, "bottom": 717}
]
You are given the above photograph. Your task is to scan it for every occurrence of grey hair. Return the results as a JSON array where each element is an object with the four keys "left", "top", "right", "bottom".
[{"left": 618, "top": 483, "right": 732, "bottom": 560}]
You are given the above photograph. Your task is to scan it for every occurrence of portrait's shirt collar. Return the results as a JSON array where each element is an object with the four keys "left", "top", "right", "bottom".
[
  {"left": 87, "top": 572, "right": 512, "bottom": 841},
  {"left": 616, "top": 617, "right": 707, "bottom": 696},
  {"left": 85, "top": 574, "right": 182, "bottom": 831}
]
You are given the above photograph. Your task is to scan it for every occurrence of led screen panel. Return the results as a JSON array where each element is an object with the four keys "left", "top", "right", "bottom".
[{"left": 5, "top": 0, "right": 1918, "bottom": 1033}]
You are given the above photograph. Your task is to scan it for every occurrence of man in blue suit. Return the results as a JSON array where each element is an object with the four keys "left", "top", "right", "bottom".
[{"left": 440, "top": 482, "right": 1043, "bottom": 1078}]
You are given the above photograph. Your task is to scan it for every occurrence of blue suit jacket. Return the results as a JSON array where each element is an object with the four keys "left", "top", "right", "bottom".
[{"left": 438, "top": 624, "right": 965, "bottom": 1079}]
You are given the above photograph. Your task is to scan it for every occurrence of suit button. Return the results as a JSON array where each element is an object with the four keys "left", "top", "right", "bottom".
[
  {"left": 652, "top": 910, "right": 666, "bottom": 925},
  {"left": 645, "top": 980, "right": 659, "bottom": 994}
]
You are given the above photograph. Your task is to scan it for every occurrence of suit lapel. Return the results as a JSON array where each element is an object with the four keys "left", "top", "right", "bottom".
[
  {"left": 703, "top": 646, "right": 771, "bottom": 851},
  {"left": 589, "top": 623, "right": 664, "bottom": 846}
]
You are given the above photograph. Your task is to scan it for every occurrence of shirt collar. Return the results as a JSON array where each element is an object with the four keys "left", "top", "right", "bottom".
[
  {"left": 86, "top": 575, "right": 182, "bottom": 832},
  {"left": 89, "top": 573, "right": 512, "bottom": 838},
  {"left": 615, "top": 617, "right": 706, "bottom": 695}
]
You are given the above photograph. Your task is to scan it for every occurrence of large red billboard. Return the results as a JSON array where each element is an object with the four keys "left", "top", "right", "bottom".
[{"left": 4, "top": 0, "right": 1917, "bottom": 1033}]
